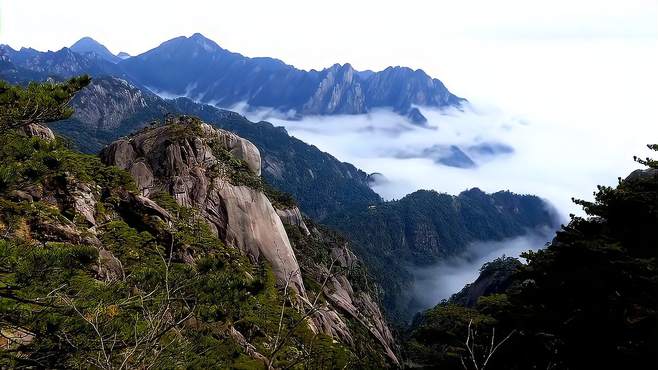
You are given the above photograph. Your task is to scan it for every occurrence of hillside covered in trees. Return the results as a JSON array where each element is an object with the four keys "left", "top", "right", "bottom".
[
  {"left": 0, "top": 78, "right": 397, "bottom": 368},
  {"left": 405, "top": 146, "right": 658, "bottom": 369}
]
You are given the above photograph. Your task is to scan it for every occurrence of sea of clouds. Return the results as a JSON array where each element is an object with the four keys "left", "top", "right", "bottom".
[{"left": 218, "top": 39, "right": 658, "bottom": 310}]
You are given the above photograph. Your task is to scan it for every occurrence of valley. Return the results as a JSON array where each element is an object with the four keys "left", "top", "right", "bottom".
[{"left": 0, "top": 7, "right": 656, "bottom": 367}]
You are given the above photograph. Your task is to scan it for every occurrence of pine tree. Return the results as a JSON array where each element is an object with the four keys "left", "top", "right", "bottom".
[{"left": 0, "top": 75, "right": 90, "bottom": 130}]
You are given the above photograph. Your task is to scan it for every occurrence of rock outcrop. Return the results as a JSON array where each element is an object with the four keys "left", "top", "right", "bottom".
[
  {"left": 285, "top": 217, "right": 401, "bottom": 365},
  {"left": 276, "top": 206, "right": 310, "bottom": 235},
  {"left": 100, "top": 116, "right": 305, "bottom": 293},
  {"left": 100, "top": 116, "right": 399, "bottom": 365},
  {"left": 72, "top": 77, "right": 154, "bottom": 130},
  {"left": 22, "top": 123, "right": 55, "bottom": 141}
]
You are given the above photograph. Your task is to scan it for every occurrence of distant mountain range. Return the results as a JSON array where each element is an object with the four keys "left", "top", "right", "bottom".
[{"left": 0, "top": 33, "right": 464, "bottom": 123}]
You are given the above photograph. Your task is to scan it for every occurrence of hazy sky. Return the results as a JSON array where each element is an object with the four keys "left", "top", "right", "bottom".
[{"left": 1, "top": 1, "right": 656, "bottom": 67}]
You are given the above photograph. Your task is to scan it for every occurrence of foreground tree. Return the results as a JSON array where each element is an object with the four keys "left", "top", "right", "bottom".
[
  {"left": 0, "top": 75, "right": 90, "bottom": 130},
  {"left": 406, "top": 144, "right": 658, "bottom": 369}
]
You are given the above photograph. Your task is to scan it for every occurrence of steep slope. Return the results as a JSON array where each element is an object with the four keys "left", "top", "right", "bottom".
[
  {"left": 325, "top": 189, "right": 559, "bottom": 321},
  {"left": 99, "top": 115, "right": 399, "bottom": 365},
  {"left": 0, "top": 57, "right": 47, "bottom": 84},
  {"left": 51, "top": 76, "right": 381, "bottom": 219},
  {"left": 406, "top": 153, "right": 658, "bottom": 369},
  {"left": 70, "top": 37, "right": 121, "bottom": 63},
  {"left": 0, "top": 115, "right": 398, "bottom": 369}
]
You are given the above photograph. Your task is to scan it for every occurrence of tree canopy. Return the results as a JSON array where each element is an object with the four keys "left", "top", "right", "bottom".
[{"left": 0, "top": 75, "right": 90, "bottom": 130}]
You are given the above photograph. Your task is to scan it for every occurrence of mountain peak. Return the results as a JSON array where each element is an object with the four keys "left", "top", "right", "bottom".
[
  {"left": 190, "top": 32, "right": 208, "bottom": 40},
  {"left": 187, "top": 32, "right": 222, "bottom": 51},
  {"left": 70, "top": 36, "right": 119, "bottom": 63}
]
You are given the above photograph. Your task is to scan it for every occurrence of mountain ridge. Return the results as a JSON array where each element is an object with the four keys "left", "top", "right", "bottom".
[{"left": 1, "top": 33, "right": 464, "bottom": 123}]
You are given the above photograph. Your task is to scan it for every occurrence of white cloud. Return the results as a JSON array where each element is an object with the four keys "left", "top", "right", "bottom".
[{"left": 410, "top": 228, "right": 555, "bottom": 312}]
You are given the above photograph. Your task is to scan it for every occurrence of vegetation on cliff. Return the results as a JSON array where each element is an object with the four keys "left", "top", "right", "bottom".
[
  {"left": 325, "top": 188, "right": 558, "bottom": 321},
  {"left": 0, "top": 79, "right": 386, "bottom": 368}
]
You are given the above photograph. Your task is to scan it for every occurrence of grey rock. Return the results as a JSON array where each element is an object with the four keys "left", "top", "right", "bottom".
[
  {"left": 101, "top": 117, "right": 305, "bottom": 293},
  {"left": 276, "top": 207, "right": 310, "bottom": 235},
  {"left": 22, "top": 123, "right": 55, "bottom": 141}
]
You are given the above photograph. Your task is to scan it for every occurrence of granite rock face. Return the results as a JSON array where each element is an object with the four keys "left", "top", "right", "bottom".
[
  {"left": 100, "top": 116, "right": 305, "bottom": 292},
  {"left": 100, "top": 116, "right": 399, "bottom": 365},
  {"left": 71, "top": 77, "right": 154, "bottom": 130}
]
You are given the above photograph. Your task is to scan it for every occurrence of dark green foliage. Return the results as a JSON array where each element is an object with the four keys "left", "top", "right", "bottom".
[
  {"left": 0, "top": 130, "right": 135, "bottom": 194},
  {"left": 0, "top": 76, "right": 90, "bottom": 129},
  {"left": 208, "top": 142, "right": 264, "bottom": 191},
  {"left": 0, "top": 80, "right": 359, "bottom": 369},
  {"left": 263, "top": 182, "right": 297, "bottom": 209},
  {"left": 284, "top": 218, "right": 389, "bottom": 368},
  {"left": 448, "top": 257, "right": 522, "bottom": 308},
  {"left": 325, "top": 188, "right": 557, "bottom": 321},
  {"left": 406, "top": 146, "right": 658, "bottom": 369}
]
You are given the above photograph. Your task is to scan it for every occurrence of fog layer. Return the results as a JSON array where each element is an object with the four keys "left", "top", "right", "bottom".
[{"left": 410, "top": 228, "right": 554, "bottom": 312}]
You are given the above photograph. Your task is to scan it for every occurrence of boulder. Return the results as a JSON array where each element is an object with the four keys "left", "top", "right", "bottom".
[{"left": 22, "top": 123, "right": 55, "bottom": 141}]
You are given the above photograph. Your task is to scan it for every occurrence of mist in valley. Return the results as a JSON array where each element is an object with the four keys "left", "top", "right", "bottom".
[
  {"left": 231, "top": 38, "right": 657, "bottom": 307},
  {"left": 409, "top": 228, "right": 555, "bottom": 312}
]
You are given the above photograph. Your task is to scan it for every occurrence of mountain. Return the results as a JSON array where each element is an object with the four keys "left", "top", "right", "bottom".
[
  {"left": 406, "top": 155, "right": 658, "bottom": 369},
  {"left": 117, "top": 51, "right": 131, "bottom": 59},
  {"left": 0, "top": 44, "right": 123, "bottom": 79},
  {"left": 0, "top": 79, "right": 398, "bottom": 367},
  {"left": 70, "top": 36, "right": 120, "bottom": 63},
  {"left": 0, "top": 56, "right": 47, "bottom": 84},
  {"left": 1, "top": 33, "right": 464, "bottom": 123},
  {"left": 325, "top": 188, "right": 559, "bottom": 321},
  {"left": 50, "top": 76, "right": 382, "bottom": 220},
  {"left": 119, "top": 33, "right": 464, "bottom": 122}
]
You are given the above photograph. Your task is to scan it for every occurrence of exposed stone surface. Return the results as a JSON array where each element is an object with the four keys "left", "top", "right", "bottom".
[
  {"left": 276, "top": 207, "right": 310, "bottom": 235},
  {"left": 72, "top": 77, "right": 153, "bottom": 130},
  {"left": 322, "top": 246, "right": 399, "bottom": 365},
  {"left": 22, "top": 123, "right": 55, "bottom": 141},
  {"left": 625, "top": 168, "right": 658, "bottom": 184},
  {"left": 100, "top": 117, "right": 304, "bottom": 293},
  {"left": 95, "top": 249, "right": 125, "bottom": 282},
  {"left": 292, "top": 222, "right": 400, "bottom": 365}
]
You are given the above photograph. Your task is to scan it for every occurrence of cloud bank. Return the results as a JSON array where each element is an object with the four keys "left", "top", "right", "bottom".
[{"left": 410, "top": 228, "right": 555, "bottom": 312}]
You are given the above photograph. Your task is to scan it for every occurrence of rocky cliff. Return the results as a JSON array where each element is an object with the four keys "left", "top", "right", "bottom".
[
  {"left": 0, "top": 116, "right": 398, "bottom": 367},
  {"left": 100, "top": 115, "right": 399, "bottom": 364},
  {"left": 100, "top": 116, "right": 304, "bottom": 292}
]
